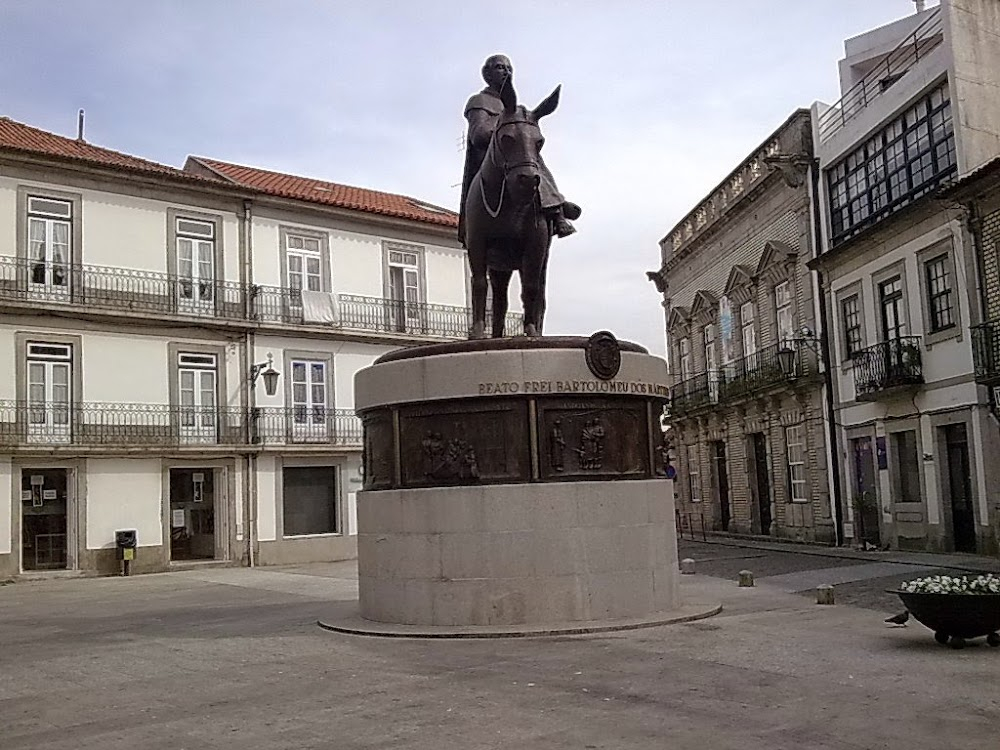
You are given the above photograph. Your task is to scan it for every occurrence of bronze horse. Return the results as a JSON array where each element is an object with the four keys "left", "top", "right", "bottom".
[{"left": 464, "top": 81, "right": 561, "bottom": 338}]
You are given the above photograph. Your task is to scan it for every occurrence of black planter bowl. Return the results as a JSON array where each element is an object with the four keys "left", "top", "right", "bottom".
[{"left": 892, "top": 591, "right": 1000, "bottom": 648}]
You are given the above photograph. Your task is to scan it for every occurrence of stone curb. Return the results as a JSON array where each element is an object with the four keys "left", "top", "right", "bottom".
[{"left": 317, "top": 602, "right": 722, "bottom": 639}]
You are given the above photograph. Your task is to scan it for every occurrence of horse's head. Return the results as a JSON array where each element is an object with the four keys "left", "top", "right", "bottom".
[{"left": 490, "top": 82, "right": 561, "bottom": 204}]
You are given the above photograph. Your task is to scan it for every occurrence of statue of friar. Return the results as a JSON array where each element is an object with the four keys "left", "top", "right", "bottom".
[{"left": 458, "top": 54, "right": 581, "bottom": 247}]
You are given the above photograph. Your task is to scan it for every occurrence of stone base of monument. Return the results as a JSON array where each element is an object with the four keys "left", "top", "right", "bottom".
[{"left": 323, "top": 335, "right": 719, "bottom": 637}]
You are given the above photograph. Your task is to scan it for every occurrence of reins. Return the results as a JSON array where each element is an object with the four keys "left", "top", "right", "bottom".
[{"left": 479, "top": 117, "right": 539, "bottom": 219}]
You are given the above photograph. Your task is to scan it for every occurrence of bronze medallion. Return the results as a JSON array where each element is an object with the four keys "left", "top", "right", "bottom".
[{"left": 585, "top": 331, "right": 621, "bottom": 380}]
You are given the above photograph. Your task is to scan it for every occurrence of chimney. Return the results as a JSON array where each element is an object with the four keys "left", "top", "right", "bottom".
[
  {"left": 914, "top": 0, "right": 926, "bottom": 12},
  {"left": 77, "top": 109, "right": 85, "bottom": 142}
]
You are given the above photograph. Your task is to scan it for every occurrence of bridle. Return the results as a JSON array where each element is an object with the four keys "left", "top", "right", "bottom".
[{"left": 480, "top": 116, "right": 540, "bottom": 219}]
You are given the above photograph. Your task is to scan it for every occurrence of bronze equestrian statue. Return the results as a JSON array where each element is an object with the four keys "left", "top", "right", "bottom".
[{"left": 460, "top": 54, "right": 581, "bottom": 339}]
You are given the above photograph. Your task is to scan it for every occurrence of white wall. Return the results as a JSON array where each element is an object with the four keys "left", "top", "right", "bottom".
[
  {"left": 83, "top": 333, "right": 168, "bottom": 403},
  {"left": 251, "top": 218, "right": 281, "bottom": 287},
  {"left": 86, "top": 458, "right": 162, "bottom": 549},
  {"left": 83, "top": 193, "right": 168, "bottom": 271},
  {"left": 256, "top": 454, "right": 277, "bottom": 542},
  {"left": 0, "top": 457, "right": 11, "bottom": 555},
  {"left": 424, "top": 246, "right": 468, "bottom": 307},
  {"left": 0, "top": 179, "right": 17, "bottom": 259},
  {"left": 0, "top": 327, "right": 15, "bottom": 401},
  {"left": 331, "top": 230, "right": 383, "bottom": 298}
]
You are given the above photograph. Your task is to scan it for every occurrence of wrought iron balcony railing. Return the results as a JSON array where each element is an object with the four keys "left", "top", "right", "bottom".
[
  {"left": 719, "top": 339, "right": 818, "bottom": 401},
  {"left": 0, "top": 401, "right": 363, "bottom": 448},
  {"left": 670, "top": 371, "right": 718, "bottom": 416},
  {"left": 252, "top": 407, "right": 363, "bottom": 446},
  {"left": 0, "top": 256, "right": 245, "bottom": 320},
  {"left": 852, "top": 336, "right": 924, "bottom": 400},
  {"left": 250, "top": 286, "right": 523, "bottom": 337},
  {"left": 818, "top": 7, "right": 943, "bottom": 142},
  {"left": 971, "top": 319, "right": 1000, "bottom": 384}
]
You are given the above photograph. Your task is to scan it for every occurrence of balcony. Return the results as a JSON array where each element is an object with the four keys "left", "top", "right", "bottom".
[
  {"left": 670, "top": 372, "right": 718, "bottom": 417},
  {"left": 252, "top": 407, "right": 363, "bottom": 447},
  {"left": 971, "top": 319, "right": 1000, "bottom": 384},
  {"left": 0, "top": 402, "right": 363, "bottom": 449},
  {"left": 852, "top": 336, "right": 924, "bottom": 401},
  {"left": 0, "top": 256, "right": 524, "bottom": 339},
  {"left": 719, "top": 340, "right": 819, "bottom": 402},
  {"left": 0, "top": 256, "right": 245, "bottom": 321},
  {"left": 817, "top": 7, "right": 943, "bottom": 142}
]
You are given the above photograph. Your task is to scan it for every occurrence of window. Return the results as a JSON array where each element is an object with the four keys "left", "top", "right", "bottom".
[
  {"left": 291, "top": 359, "right": 327, "bottom": 431},
  {"left": 704, "top": 324, "right": 719, "bottom": 401},
  {"left": 678, "top": 337, "right": 692, "bottom": 380},
  {"left": 282, "top": 466, "right": 339, "bottom": 535},
  {"left": 386, "top": 247, "right": 422, "bottom": 331},
  {"left": 827, "top": 82, "right": 956, "bottom": 245},
  {"left": 740, "top": 302, "right": 756, "bottom": 358},
  {"left": 775, "top": 281, "right": 794, "bottom": 344},
  {"left": 687, "top": 444, "right": 701, "bottom": 503},
  {"left": 879, "top": 276, "right": 906, "bottom": 341},
  {"left": 924, "top": 254, "right": 954, "bottom": 331},
  {"left": 785, "top": 424, "right": 807, "bottom": 502},
  {"left": 176, "top": 218, "right": 215, "bottom": 310},
  {"left": 27, "top": 196, "right": 71, "bottom": 297},
  {"left": 842, "top": 295, "right": 863, "bottom": 358},
  {"left": 890, "top": 430, "right": 921, "bottom": 503},
  {"left": 286, "top": 234, "right": 322, "bottom": 293},
  {"left": 177, "top": 353, "right": 217, "bottom": 442},
  {"left": 26, "top": 342, "right": 71, "bottom": 442}
]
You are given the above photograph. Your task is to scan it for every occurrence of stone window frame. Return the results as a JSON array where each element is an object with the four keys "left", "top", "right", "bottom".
[
  {"left": 381, "top": 240, "right": 427, "bottom": 304},
  {"left": 166, "top": 208, "right": 226, "bottom": 308},
  {"left": 279, "top": 224, "right": 332, "bottom": 294},
  {"left": 916, "top": 238, "right": 962, "bottom": 347},
  {"left": 275, "top": 456, "right": 346, "bottom": 539},
  {"left": 756, "top": 243, "right": 798, "bottom": 349},
  {"left": 167, "top": 341, "right": 229, "bottom": 440},
  {"left": 834, "top": 280, "right": 868, "bottom": 370},
  {"left": 784, "top": 423, "right": 809, "bottom": 503},
  {"left": 282, "top": 348, "right": 336, "bottom": 427},
  {"left": 16, "top": 186, "right": 84, "bottom": 298},
  {"left": 871, "top": 258, "right": 911, "bottom": 342},
  {"left": 686, "top": 443, "right": 702, "bottom": 503},
  {"left": 14, "top": 331, "right": 84, "bottom": 436},
  {"left": 886, "top": 423, "right": 924, "bottom": 506}
]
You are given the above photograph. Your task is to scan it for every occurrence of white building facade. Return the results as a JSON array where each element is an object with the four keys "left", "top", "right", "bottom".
[
  {"left": 0, "top": 117, "right": 502, "bottom": 576},
  {"left": 810, "top": 0, "right": 1000, "bottom": 553}
]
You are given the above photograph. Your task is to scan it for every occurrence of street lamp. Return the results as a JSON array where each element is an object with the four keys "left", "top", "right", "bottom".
[
  {"left": 776, "top": 344, "right": 798, "bottom": 377},
  {"left": 250, "top": 352, "right": 280, "bottom": 396},
  {"left": 777, "top": 327, "right": 823, "bottom": 377}
]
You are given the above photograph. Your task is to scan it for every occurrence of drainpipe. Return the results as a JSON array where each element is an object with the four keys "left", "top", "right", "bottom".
[
  {"left": 242, "top": 199, "right": 257, "bottom": 568},
  {"left": 809, "top": 159, "right": 845, "bottom": 546}
]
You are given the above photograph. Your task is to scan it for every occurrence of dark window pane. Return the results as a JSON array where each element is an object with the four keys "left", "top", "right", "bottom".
[{"left": 282, "top": 466, "right": 338, "bottom": 536}]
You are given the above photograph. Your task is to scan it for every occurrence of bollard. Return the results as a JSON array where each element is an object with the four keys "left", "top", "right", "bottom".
[
  {"left": 737, "top": 569, "right": 754, "bottom": 587},
  {"left": 816, "top": 584, "right": 835, "bottom": 605},
  {"left": 680, "top": 558, "right": 696, "bottom": 575}
]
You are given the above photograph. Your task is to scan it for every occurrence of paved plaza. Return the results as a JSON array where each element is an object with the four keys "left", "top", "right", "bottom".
[{"left": 2, "top": 543, "right": 998, "bottom": 750}]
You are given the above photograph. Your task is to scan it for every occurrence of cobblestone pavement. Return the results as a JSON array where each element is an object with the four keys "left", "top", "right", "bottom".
[{"left": 2, "top": 556, "right": 999, "bottom": 749}]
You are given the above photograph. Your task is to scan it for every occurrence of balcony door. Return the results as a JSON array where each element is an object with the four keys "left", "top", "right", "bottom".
[
  {"left": 291, "top": 359, "right": 328, "bottom": 441},
  {"left": 176, "top": 218, "right": 215, "bottom": 314},
  {"left": 387, "top": 249, "right": 422, "bottom": 332},
  {"left": 178, "top": 353, "right": 218, "bottom": 444},
  {"left": 26, "top": 343, "right": 72, "bottom": 444},
  {"left": 879, "top": 276, "right": 906, "bottom": 342},
  {"left": 27, "top": 197, "right": 71, "bottom": 301}
]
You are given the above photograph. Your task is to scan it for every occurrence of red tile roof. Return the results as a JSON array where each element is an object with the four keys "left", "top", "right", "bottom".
[
  {"left": 0, "top": 116, "right": 220, "bottom": 184},
  {"left": 190, "top": 157, "right": 458, "bottom": 229}
]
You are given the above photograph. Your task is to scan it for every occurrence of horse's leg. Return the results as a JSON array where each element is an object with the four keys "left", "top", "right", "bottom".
[
  {"left": 489, "top": 268, "right": 512, "bottom": 338},
  {"left": 520, "top": 224, "right": 549, "bottom": 338},
  {"left": 469, "top": 243, "right": 488, "bottom": 340}
]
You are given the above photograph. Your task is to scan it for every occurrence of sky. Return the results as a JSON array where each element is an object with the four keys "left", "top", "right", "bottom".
[{"left": 1, "top": 0, "right": 931, "bottom": 357}]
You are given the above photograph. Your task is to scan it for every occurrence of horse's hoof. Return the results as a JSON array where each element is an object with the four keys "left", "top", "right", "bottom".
[
  {"left": 469, "top": 325, "right": 486, "bottom": 340},
  {"left": 525, "top": 324, "right": 539, "bottom": 337}
]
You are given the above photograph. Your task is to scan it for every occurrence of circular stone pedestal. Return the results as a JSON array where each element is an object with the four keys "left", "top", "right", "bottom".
[{"left": 353, "top": 335, "right": 680, "bottom": 628}]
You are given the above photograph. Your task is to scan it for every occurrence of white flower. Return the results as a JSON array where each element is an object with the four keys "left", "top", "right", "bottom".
[{"left": 900, "top": 573, "right": 1000, "bottom": 594}]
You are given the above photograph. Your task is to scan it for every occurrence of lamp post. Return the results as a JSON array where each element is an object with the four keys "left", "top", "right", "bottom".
[
  {"left": 776, "top": 344, "right": 798, "bottom": 377},
  {"left": 250, "top": 352, "right": 280, "bottom": 396}
]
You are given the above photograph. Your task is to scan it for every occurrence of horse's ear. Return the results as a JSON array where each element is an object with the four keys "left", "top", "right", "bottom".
[
  {"left": 532, "top": 85, "right": 561, "bottom": 120},
  {"left": 500, "top": 79, "right": 517, "bottom": 114}
]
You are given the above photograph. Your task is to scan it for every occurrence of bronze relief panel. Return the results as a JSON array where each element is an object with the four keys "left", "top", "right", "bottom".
[
  {"left": 398, "top": 400, "right": 530, "bottom": 487},
  {"left": 361, "top": 410, "right": 395, "bottom": 491},
  {"left": 537, "top": 397, "right": 650, "bottom": 480}
]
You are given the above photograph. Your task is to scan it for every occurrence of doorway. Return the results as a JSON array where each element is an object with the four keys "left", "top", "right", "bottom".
[
  {"left": 748, "top": 433, "right": 771, "bottom": 535},
  {"left": 711, "top": 441, "right": 730, "bottom": 532},
  {"left": 851, "top": 437, "right": 880, "bottom": 547},
  {"left": 943, "top": 425, "right": 976, "bottom": 553},
  {"left": 21, "top": 468, "right": 68, "bottom": 571},
  {"left": 169, "top": 468, "right": 216, "bottom": 561}
]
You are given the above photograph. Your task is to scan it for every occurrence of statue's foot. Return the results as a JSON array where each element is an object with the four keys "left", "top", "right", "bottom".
[
  {"left": 562, "top": 202, "right": 582, "bottom": 221},
  {"left": 470, "top": 322, "right": 487, "bottom": 339},
  {"left": 554, "top": 217, "right": 576, "bottom": 238}
]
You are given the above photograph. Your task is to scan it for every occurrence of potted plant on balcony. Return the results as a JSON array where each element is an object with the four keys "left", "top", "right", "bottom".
[{"left": 891, "top": 574, "right": 1000, "bottom": 649}]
